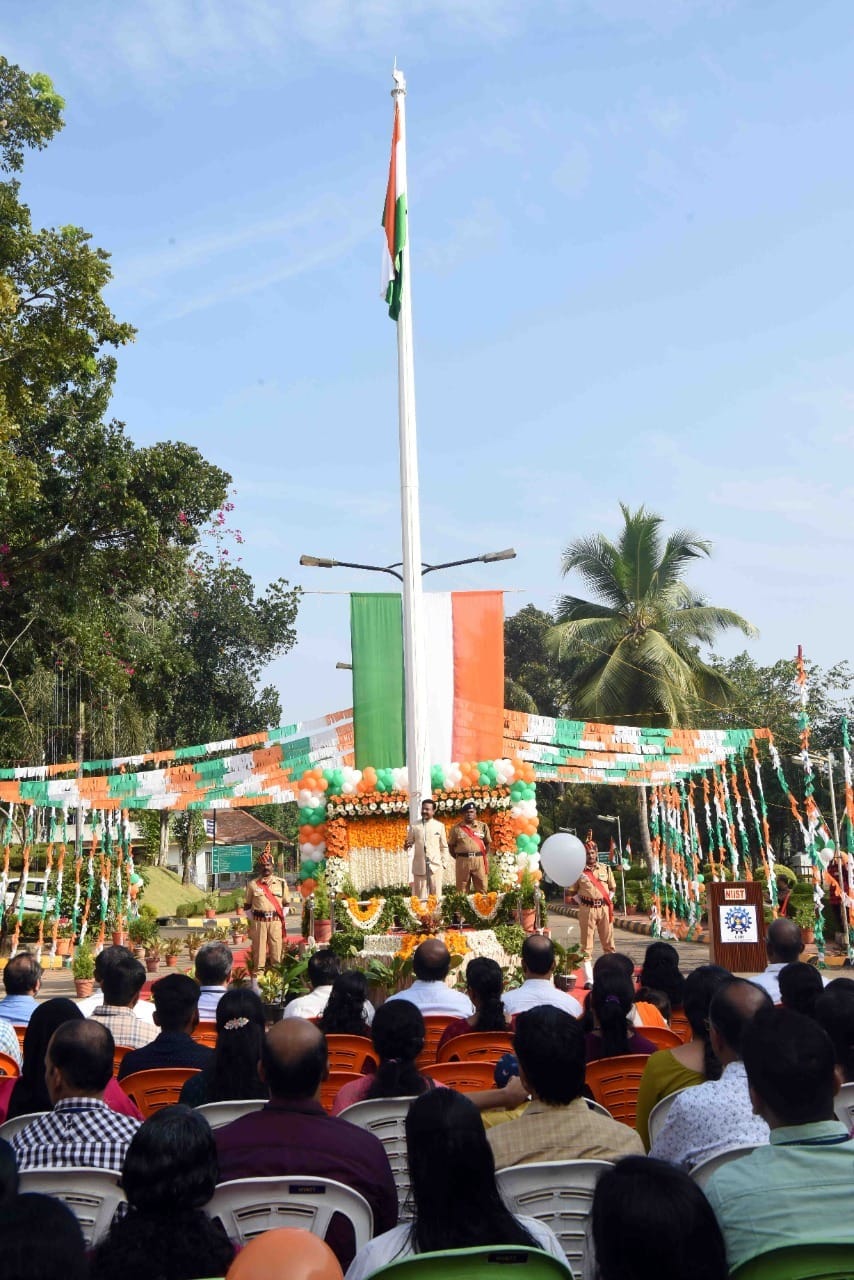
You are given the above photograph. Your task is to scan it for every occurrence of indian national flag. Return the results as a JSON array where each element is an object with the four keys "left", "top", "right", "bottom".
[
  {"left": 350, "top": 591, "right": 504, "bottom": 767},
  {"left": 381, "top": 100, "right": 406, "bottom": 320}
]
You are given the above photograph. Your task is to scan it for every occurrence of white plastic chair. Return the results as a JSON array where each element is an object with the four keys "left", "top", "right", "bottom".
[
  {"left": 196, "top": 1099, "right": 267, "bottom": 1129},
  {"left": 17, "top": 1167, "right": 126, "bottom": 1244},
  {"left": 646, "top": 1088, "right": 689, "bottom": 1147},
  {"left": 206, "top": 1175, "right": 374, "bottom": 1249},
  {"left": 338, "top": 1096, "right": 415, "bottom": 1218},
  {"left": 0, "top": 1110, "right": 48, "bottom": 1140},
  {"left": 833, "top": 1080, "right": 854, "bottom": 1129},
  {"left": 496, "top": 1159, "right": 612, "bottom": 1277},
  {"left": 689, "top": 1145, "right": 759, "bottom": 1189}
]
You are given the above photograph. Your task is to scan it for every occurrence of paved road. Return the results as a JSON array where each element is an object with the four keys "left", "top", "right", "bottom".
[{"left": 546, "top": 910, "right": 711, "bottom": 972}]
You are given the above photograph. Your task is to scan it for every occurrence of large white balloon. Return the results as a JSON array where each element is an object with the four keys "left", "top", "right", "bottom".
[{"left": 539, "top": 832, "right": 586, "bottom": 887}]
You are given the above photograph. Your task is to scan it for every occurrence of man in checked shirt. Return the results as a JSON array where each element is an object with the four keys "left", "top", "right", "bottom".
[{"left": 13, "top": 1020, "right": 139, "bottom": 1173}]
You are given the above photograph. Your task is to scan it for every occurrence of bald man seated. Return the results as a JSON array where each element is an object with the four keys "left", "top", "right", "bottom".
[
  {"left": 751, "top": 918, "right": 809, "bottom": 1004},
  {"left": 384, "top": 939, "right": 474, "bottom": 1017},
  {"left": 214, "top": 1019, "right": 397, "bottom": 1269}
]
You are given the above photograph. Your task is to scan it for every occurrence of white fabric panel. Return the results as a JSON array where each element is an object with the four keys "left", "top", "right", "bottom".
[{"left": 422, "top": 592, "right": 454, "bottom": 767}]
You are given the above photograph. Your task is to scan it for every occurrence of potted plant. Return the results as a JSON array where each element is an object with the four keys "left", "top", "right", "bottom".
[
  {"left": 145, "top": 938, "right": 163, "bottom": 974},
  {"left": 184, "top": 932, "right": 201, "bottom": 962},
  {"left": 312, "top": 873, "right": 332, "bottom": 944},
  {"left": 793, "top": 898, "right": 816, "bottom": 944},
  {"left": 553, "top": 941, "right": 584, "bottom": 992},
  {"left": 518, "top": 869, "right": 537, "bottom": 933},
  {"left": 128, "top": 916, "right": 155, "bottom": 959},
  {"left": 203, "top": 891, "right": 218, "bottom": 920},
  {"left": 72, "top": 941, "right": 95, "bottom": 998},
  {"left": 56, "top": 921, "right": 74, "bottom": 957},
  {"left": 164, "top": 936, "right": 183, "bottom": 967}
]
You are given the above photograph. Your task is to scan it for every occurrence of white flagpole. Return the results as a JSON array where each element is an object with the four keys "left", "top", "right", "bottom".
[{"left": 391, "top": 67, "right": 431, "bottom": 823}]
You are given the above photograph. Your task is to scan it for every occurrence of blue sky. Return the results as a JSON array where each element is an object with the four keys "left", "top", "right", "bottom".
[{"left": 7, "top": 1, "right": 853, "bottom": 727}]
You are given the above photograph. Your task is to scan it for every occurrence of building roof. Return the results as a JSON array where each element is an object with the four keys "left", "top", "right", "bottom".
[{"left": 205, "top": 809, "right": 289, "bottom": 845}]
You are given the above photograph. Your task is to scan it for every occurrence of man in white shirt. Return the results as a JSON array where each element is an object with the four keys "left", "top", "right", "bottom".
[
  {"left": 502, "top": 935, "right": 583, "bottom": 1018},
  {"left": 76, "top": 944, "right": 156, "bottom": 1023},
  {"left": 650, "top": 977, "right": 772, "bottom": 1170},
  {"left": 750, "top": 917, "right": 804, "bottom": 1004},
  {"left": 385, "top": 939, "right": 473, "bottom": 1017},
  {"left": 195, "top": 940, "right": 233, "bottom": 1020},
  {"left": 404, "top": 798, "right": 450, "bottom": 897},
  {"left": 283, "top": 949, "right": 375, "bottom": 1023}
]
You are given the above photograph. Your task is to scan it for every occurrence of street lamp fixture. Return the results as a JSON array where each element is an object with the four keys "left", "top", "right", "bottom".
[
  {"left": 299, "top": 548, "right": 516, "bottom": 583},
  {"left": 335, "top": 662, "right": 353, "bottom": 670}
]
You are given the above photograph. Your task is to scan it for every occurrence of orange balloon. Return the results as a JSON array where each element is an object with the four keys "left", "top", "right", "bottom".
[
  {"left": 299, "top": 878, "right": 317, "bottom": 897},
  {"left": 227, "top": 1227, "right": 343, "bottom": 1280}
]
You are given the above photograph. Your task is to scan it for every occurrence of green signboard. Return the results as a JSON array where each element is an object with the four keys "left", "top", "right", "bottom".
[{"left": 211, "top": 843, "right": 254, "bottom": 875}]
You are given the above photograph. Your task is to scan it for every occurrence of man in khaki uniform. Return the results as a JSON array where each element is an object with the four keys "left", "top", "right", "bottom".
[
  {"left": 570, "top": 836, "right": 617, "bottom": 985},
  {"left": 448, "top": 800, "right": 492, "bottom": 893},
  {"left": 244, "top": 850, "right": 290, "bottom": 970},
  {"left": 405, "top": 798, "right": 450, "bottom": 898}
]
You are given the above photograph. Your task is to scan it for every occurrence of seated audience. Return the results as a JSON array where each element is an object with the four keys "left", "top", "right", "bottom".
[
  {"left": 814, "top": 978, "right": 854, "bottom": 1081},
  {"left": 778, "top": 960, "right": 824, "bottom": 1019},
  {"left": 118, "top": 973, "right": 212, "bottom": 1079},
  {"left": 501, "top": 935, "right": 582, "bottom": 1017},
  {"left": 591, "top": 952, "right": 666, "bottom": 1028},
  {"left": 194, "top": 940, "right": 234, "bottom": 1020},
  {"left": 12, "top": 1019, "right": 140, "bottom": 1171},
  {"left": 77, "top": 943, "right": 155, "bottom": 1023},
  {"left": 586, "top": 968, "right": 657, "bottom": 1063},
  {"left": 214, "top": 1018, "right": 397, "bottom": 1268},
  {"left": 0, "top": 952, "right": 42, "bottom": 1025},
  {"left": 0, "top": 1136, "right": 18, "bottom": 1204},
  {"left": 650, "top": 978, "right": 771, "bottom": 1170},
  {"left": 180, "top": 988, "right": 268, "bottom": 1107},
  {"left": 488, "top": 1005, "right": 643, "bottom": 1170},
  {"left": 344, "top": 1088, "right": 565, "bottom": 1280},
  {"left": 638, "top": 941, "right": 686, "bottom": 1014},
  {"left": 589, "top": 1156, "right": 728, "bottom": 1280},
  {"left": 705, "top": 1008, "right": 854, "bottom": 1271},
  {"left": 436, "top": 956, "right": 511, "bottom": 1053},
  {"left": 0, "top": 1192, "right": 88, "bottom": 1280},
  {"left": 385, "top": 939, "right": 473, "bottom": 1017},
  {"left": 91, "top": 1104, "right": 235, "bottom": 1280},
  {"left": 635, "top": 985, "right": 671, "bottom": 1025},
  {"left": 320, "top": 970, "right": 373, "bottom": 1037},
  {"left": 284, "top": 949, "right": 340, "bottom": 1020},
  {"left": 8, "top": 997, "right": 141, "bottom": 1120},
  {"left": 0, "top": 1011, "right": 21, "bottom": 1069},
  {"left": 333, "top": 999, "right": 435, "bottom": 1114},
  {"left": 749, "top": 917, "right": 803, "bottom": 1002},
  {"left": 90, "top": 953, "right": 157, "bottom": 1048},
  {"left": 635, "top": 964, "right": 730, "bottom": 1150}
]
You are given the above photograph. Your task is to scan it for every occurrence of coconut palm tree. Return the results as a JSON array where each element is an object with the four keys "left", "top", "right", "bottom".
[{"left": 550, "top": 504, "right": 756, "bottom": 863}]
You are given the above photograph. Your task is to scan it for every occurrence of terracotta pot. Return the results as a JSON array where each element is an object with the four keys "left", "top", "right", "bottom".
[
  {"left": 521, "top": 908, "right": 536, "bottom": 934},
  {"left": 74, "top": 979, "right": 94, "bottom": 998},
  {"left": 146, "top": 956, "right": 160, "bottom": 973},
  {"left": 133, "top": 945, "right": 146, "bottom": 961},
  {"left": 112, "top": 931, "right": 125, "bottom": 947},
  {"left": 802, "top": 928, "right": 815, "bottom": 944},
  {"left": 554, "top": 974, "right": 577, "bottom": 992},
  {"left": 165, "top": 954, "right": 179, "bottom": 967},
  {"left": 205, "top": 909, "right": 216, "bottom": 919},
  {"left": 313, "top": 918, "right": 332, "bottom": 944},
  {"left": 56, "top": 938, "right": 73, "bottom": 957}
]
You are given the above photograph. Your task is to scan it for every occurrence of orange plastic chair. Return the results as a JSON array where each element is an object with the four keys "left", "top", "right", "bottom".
[
  {"left": 193, "top": 1021, "right": 218, "bottom": 1049},
  {"left": 319, "top": 1070, "right": 364, "bottom": 1113},
  {"left": 0, "top": 1052, "right": 20, "bottom": 1078},
  {"left": 669, "top": 1010, "right": 691, "bottom": 1043},
  {"left": 436, "top": 1032, "right": 514, "bottom": 1064},
  {"left": 416, "top": 1016, "right": 457, "bottom": 1069},
  {"left": 324, "top": 1035, "right": 379, "bottom": 1074},
  {"left": 585, "top": 1055, "right": 650, "bottom": 1128},
  {"left": 120, "top": 1067, "right": 201, "bottom": 1118},
  {"left": 14, "top": 1026, "right": 25, "bottom": 1053},
  {"left": 113, "top": 1044, "right": 132, "bottom": 1076},
  {"left": 425, "top": 1061, "right": 496, "bottom": 1093},
  {"left": 639, "top": 1026, "right": 683, "bottom": 1051}
]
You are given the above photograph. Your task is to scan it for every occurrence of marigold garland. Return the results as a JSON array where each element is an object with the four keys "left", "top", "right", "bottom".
[
  {"left": 468, "top": 891, "right": 504, "bottom": 923},
  {"left": 340, "top": 897, "right": 385, "bottom": 930},
  {"left": 397, "top": 930, "right": 470, "bottom": 962}
]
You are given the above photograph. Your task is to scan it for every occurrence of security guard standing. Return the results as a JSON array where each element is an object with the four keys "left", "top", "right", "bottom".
[
  {"left": 448, "top": 800, "right": 492, "bottom": 893},
  {"left": 244, "top": 849, "right": 290, "bottom": 970},
  {"left": 570, "top": 833, "right": 616, "bottom": 985}
]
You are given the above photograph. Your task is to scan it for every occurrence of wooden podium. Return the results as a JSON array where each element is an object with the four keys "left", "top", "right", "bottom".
[{"left": 707, "top": 881, "right": 767, "bottom": 973}]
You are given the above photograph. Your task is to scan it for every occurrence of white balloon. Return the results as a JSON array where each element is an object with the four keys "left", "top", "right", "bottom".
[
  {"left": 539, "top": 832, "right": 586, "bottom": 887},
  {"left": 341, "top": 781, "right": 355, "bottom": 795},
  {"left": 818, "top": 844, "right": 834, "bottom": 869}
]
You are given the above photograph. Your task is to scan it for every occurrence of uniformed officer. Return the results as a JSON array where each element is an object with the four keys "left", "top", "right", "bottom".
[
  {"left": 448, "top": 800, "right": 492, "bottom": 893},
  {"left": 570, "top": 835, "right": 617, "bottom": 984},
  {"left": 405, "top": 798, "right": 450, "bottom": 897},
  {"left": 244, "top": 850, "right": 290, "bottom": 970}
]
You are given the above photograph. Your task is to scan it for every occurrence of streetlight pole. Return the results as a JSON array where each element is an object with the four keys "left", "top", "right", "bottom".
[
  {"left": 299, "top": 549, "right": 516, "bottom": 582},
  {"left": 790, "top": 751, "right": 841, "bottom": 850},
  {"left": 597, "top": 813, "right": 626, "bottom": 913}
]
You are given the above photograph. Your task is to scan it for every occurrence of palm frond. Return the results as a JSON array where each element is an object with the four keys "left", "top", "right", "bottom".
[
  {"left": 553, "top": 596, "right": 619, "bottom": 624},
  {"left": 654, "top": 528, "right": 712, "bottom": 592},
  {"left": 571, "top": 637, "right": 639, "bottom": 718},
  {"left": 559, "top": 535, "right": 628, "bottom": 609},
  {"left": 616, "top": 506, "right": 663, "bottom": 602},
  {"left": 549, "top": 614, "right": 627, "bottom": 662},
  {"left": 504, "top": 677, "right": 539, "bottom": 715},
  {"left": 670, "top": 605, "right": 757, "bottom": 646}
]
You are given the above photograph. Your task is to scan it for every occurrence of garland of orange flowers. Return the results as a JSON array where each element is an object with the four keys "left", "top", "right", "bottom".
[
  {"left": 347, "top": 816, "right": 409, "bottom": 853},
  {"left": 469, "top": 891, "right": 503, "bottom": 922},
  {"left": 340, "top": 897, "right": 385, "bottom": 929},
  {"left": 324, "top": 817, "right": 349, "bottom": 859},
  {"left": 490, "top": 811, "right": 516, "bottom": 853},
  {"left": 397, "top": 931, "right": 470, "bottom": 962}
]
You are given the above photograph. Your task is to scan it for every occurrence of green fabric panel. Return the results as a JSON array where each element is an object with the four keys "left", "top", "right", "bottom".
[{"left": 350, "top": 592, "right": 405, "bottom": 769}]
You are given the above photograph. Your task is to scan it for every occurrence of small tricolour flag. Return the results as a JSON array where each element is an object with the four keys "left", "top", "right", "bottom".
[{"left": 382, "top": 96, "right": 407, "bottom": 320}]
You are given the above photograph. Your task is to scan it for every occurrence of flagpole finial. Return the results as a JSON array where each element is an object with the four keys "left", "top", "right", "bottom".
[{"left": 392, "top": 62, "right": 406, "bottom": 96}]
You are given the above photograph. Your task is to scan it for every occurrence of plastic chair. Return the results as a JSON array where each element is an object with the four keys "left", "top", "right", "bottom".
[
  {"left": 0, "top": 1109, "right": 48, "bottom": 1139},
  {"left": 638, "top": 1026, "right": 682, "bottom": 1051},
  {"left": 0, "top": 1051, "right": 20, "bottom": 1077},
  {"left": 669, "top": 1010, "right": 691, "bottom": 1042},
  {"left": 425, "top": 1061, "right": 497, "bottom": 1092},
  {"left": 416, "top": 1016, "right": 457, "bottom": 1069},
  {"left": 18, "top": 1167, "right": 126, "bottom": 1245},
  {"left": 584, "top": 1055, "right": 650, "bottom": 1127},
  {"left": 646, "top": 1088, "right": 688, "bottom": 1147},
  {"left": 226, "top": 1226, "right": 344, "bottom": 1280},
  {"left": 113, "top": 1044, "right": 132, "bottom": 1076},
  {"left": 324, "top": 1034, "right": 379, "bottom": 1074},
  {"left": 436, "top": 1032, "right": 515, "bottom": 1064},
  {"left": 690, "top": 1144, "right": 759, "bottom": 1189},
  {"left": 367, "top": 1244, "right": 572, "bottom": 1280},
  {"left": 497, "top": 1159, "right": 611, "bottom": 1276},
  {"left": 14, "top": 1025, "right": 25, "bottom": 1052},
  {"left": 120, "top": 1066, "right": 201, "bottom": 1117},
  {"left": 197, "top": 1099, "right": 268, "bottom": 1128},
  {"left": 731, "top": 1243, "right": 854, "bottom": 1279},
  {"left": 194, "top": 1020, "right": 219, "bottom": 1049},
  {"left": 207, "top": 1175, "right": 374, "bottom": 1249},
  {"left": 319, "top": 1070, "right": 364, "bottom": 1113},
  {"left": 833, "top": 1080, "right": 854, "bottom": 1129},
  {"left": 338, "top": 1096, "right": 415, "bottom": 1218}
]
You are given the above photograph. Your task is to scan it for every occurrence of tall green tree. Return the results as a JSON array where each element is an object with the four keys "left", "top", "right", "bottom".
[{"left": 551, "top": 504, "right": 756, "bottom": 863}]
